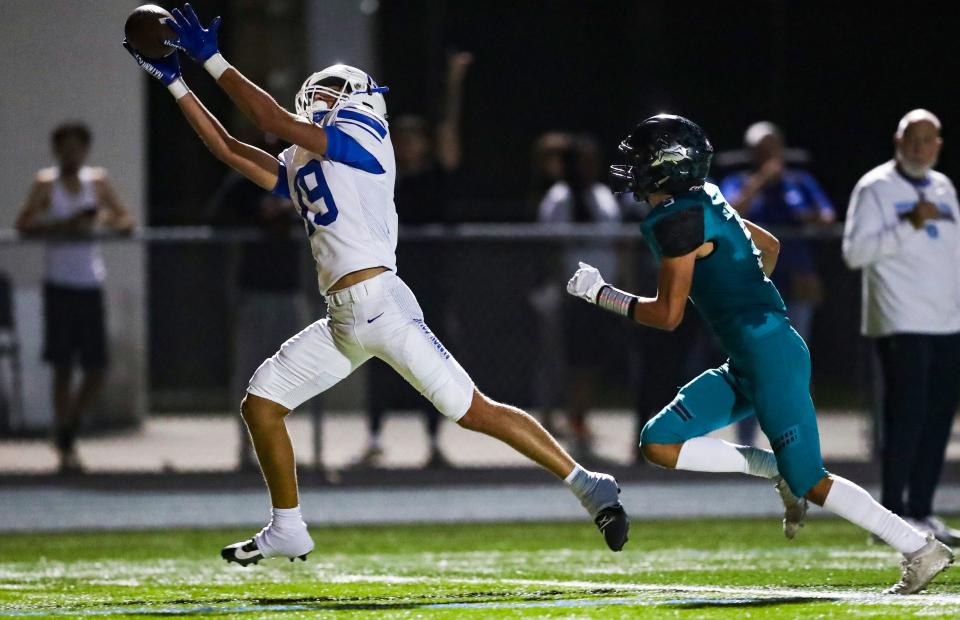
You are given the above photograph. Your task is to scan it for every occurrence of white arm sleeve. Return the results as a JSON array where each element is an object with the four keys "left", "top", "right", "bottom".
[{"left": 842, "top": 182, "right": 917, "bottom": 269}]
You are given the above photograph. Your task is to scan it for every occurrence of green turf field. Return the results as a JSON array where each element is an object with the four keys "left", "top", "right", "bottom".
[{"left": 1, "top": 517, "right": 958, "bottom": 618}]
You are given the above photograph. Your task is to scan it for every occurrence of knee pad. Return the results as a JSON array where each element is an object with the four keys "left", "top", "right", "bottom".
[{"left": 427, "top": 375, "right": 473, "bottom": 422}]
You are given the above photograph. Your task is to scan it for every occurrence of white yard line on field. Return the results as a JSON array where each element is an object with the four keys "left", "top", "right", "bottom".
[
  {"left": 3, "top": 572, "right": 960, "bottom": 616},
  {"left": 330, "top": 573, "right": 960, "bottom": 607}
]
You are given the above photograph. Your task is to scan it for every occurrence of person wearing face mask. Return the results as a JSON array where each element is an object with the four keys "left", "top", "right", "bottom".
[{"left": 843, "top": 109, "right": 960, "bottom": 545}]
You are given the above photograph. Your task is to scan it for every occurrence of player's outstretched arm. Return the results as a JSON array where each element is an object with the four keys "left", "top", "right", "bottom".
[
  {"left": 164, "top": 4, "right": 328, "bottom": 156},
  {"left": 743, "top": 219, "right": 780, "bottom": 277},
  {"left": 216, "top": 70, "right": 328, "bottom": 157},
  {"left": 177, "top": 95, "right": 281, "bottom": 191},
  {"left": 566, "top": 256, "right": 695, "bottom": 331},
  {"left": 123, "top": 42, "right": 279, "bottom": 192}
]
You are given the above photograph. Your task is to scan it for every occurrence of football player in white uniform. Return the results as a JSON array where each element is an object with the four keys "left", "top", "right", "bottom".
[{"left": 124, "top": 3, "right": 628, "bottom": 563}]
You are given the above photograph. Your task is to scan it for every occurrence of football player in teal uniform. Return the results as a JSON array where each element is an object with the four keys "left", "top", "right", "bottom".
[{"left": 566, "top": 114, "right": 952, "bottom": 594}]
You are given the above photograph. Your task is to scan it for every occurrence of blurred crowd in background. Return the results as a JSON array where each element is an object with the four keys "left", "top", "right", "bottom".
[{"left": 6, "top": 51, "right": 951, "bottom": 471}]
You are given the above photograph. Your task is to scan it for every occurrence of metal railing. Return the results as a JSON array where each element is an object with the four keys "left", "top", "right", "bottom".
[
  {"left": 0, "top": 223, "right": 875, "bottom": 471},
  {"left": 0, "top": 222, "right": 848, "bottom": 244}
]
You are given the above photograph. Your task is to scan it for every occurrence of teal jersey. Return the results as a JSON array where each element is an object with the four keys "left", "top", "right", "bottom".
[{"left": 640, "top": 183, "right": 788, "bottom": 354}]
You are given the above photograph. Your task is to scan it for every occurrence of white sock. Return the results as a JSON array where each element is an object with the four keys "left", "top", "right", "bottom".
[
  {"left": 271, "top": 506, "right": 305, "bottom": 530},
  {"left": 255, "top": 505, "right": 313, "bottom": 558},
  {"left": 564, "top": 464, "right": 584, "bottom": 485},
  {"left": 822, "top": 476, "right": 927, "bottom": 555},
  {"left": 564, "top": 465, "right": 619, "bottom": 517},
  {"left": 675, "top": 437, "right": 779, "bottom": 479}
]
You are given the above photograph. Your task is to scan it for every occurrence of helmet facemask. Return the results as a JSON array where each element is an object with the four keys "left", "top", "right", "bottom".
[
  {"left": 295, "top": 77, "right": 351, "bottom": 122},
  {"left": 609, "top": 142, "right": 640, "bottom": 198},
  {"left": 610, "top": 139, "right": 674, "bottom": 202}
]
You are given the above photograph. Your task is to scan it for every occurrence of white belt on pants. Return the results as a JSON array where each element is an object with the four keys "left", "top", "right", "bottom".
[{"left": 324, "top": 270, "right": 394, "bottom": 308}]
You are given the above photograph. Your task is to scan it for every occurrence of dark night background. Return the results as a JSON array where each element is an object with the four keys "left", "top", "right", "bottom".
[
  {"left": 379, "top": 0, "right": 959, "bottom": 216},
  {"left": 150, "top": 0, "right": 960, "bottom": 222},
  {"left": 145, "top": 0, "right": 959, "bottom": 407}
]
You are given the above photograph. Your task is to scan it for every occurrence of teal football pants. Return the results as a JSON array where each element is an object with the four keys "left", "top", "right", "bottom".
[{"left": 640, "top": 323, "right": 828, "bottom": 497}]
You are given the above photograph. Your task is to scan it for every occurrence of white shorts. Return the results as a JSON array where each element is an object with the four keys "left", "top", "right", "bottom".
[{"left": 246, "top": 271, "right": 475, "bottom": 421}]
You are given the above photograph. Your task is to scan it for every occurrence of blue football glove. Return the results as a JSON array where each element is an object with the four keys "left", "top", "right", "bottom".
[
  {"left": 122, "top": 40, "right": 181, "bottom": 85},
  {"left": 164, "top": 3, "right": 221, "bottom": 63}
]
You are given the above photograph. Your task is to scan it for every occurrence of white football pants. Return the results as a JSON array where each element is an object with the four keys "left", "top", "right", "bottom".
[{"left": 247, "top": 270, "right": 474, "bottom": 420}]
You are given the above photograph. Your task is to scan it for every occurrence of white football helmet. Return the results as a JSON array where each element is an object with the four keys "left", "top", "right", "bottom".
[{"left": 294, "top": 64, "right": 388, "bottom": 123}]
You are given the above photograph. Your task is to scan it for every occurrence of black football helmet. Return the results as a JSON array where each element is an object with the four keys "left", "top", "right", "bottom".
[{"left": 610, "top": 114, "right": 714, "bottom": 201}]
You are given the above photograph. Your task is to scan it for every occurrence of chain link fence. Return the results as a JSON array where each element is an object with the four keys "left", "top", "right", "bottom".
[{"left": 0, "top": 224, "right": 879, "bottom": 473}]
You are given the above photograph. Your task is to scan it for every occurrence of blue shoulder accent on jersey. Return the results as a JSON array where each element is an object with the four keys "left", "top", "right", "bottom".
[
  {"left": 324, "top": 126, "right": 386, "bottom": 175},
  {"left": 336, "top": 119, "right": 382, "bottom": 142},
  {"left": 336, "top": 109, "right": 387, "bottom": 139},
  {"left": 272, "top": 160, "right": 291, "bottom": 199}
]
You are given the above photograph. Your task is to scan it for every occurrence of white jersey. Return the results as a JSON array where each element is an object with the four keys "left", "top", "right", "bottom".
[
  {"left": 277, "top": 104, "right": 397, "bottom": 294},
  {"left": 43, "top": 166, "right": 105, "bottom": 288},
  {"left": 843, "top": 160, "right": 960, "bottom": 336},
  {"left": 251, "top": 105, "right": 474, "bottom": 419}
]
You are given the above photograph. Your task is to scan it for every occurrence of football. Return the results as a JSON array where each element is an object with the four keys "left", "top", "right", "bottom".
[{"left": 124, "top": 4, "right": 176, "bottom": 59}]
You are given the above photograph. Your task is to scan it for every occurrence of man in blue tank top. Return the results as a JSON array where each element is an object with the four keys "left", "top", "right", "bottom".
[{"left": 566, "top": 114, "right": 952, "bottom": 594}]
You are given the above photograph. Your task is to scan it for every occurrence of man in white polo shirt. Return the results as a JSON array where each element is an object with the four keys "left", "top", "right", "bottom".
[{"left": 843, "top": 109, "right": 960, "bottom": 544}]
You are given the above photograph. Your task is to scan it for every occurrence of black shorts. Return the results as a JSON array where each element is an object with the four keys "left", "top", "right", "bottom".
[{"left": 43, "top": 283, "right": 107, "bottom": 369}]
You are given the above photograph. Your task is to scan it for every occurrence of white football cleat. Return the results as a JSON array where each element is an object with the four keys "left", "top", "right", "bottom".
[
  {"left": 221, "top": 524, "right": 314, "bottom": 566},
  {"left": 885, "top": 533, "right": 954, "bottom": 595},
  {"left": 775, "top": 476, "right": 808, "bottom": 540}
]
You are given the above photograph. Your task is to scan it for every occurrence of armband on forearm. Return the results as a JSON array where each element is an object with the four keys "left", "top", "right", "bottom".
[
  {"left": 203, "top": 53, "right": 231, "bottom": 80},
  {"left": 596, "top": 285, "right": 638, "bottom": 318}
]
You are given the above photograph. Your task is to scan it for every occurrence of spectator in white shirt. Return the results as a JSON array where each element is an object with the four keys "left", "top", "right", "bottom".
[
  {"left": 535, "top": 134, "right": 621, "bottom": 462},
  {"left": 843, "top": 109, "right": 960, "bottom": 544}
]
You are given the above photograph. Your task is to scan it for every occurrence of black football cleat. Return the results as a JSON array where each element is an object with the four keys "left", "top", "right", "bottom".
[
  {"left": 221, "top": 539, "right": 264, "bottom": 566},
  {"left": 595, "top": 503, "right": 630, "bottom": 552}
]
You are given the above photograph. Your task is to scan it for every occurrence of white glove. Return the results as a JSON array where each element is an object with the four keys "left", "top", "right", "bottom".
[{"left": 566, "top": 261, "right": 607, "bottom": 304}]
